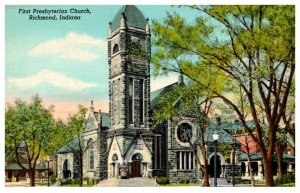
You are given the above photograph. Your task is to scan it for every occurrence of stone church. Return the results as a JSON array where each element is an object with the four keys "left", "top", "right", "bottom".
[{"left": 57, "top": 5, "right": 244, "bottom": 184}]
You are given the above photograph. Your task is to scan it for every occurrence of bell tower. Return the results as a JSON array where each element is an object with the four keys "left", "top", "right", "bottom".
[
  {"left": 108, "top": 5, "right": 151, "bottom": 131},
  {"left": 106, "top": 5, "right": 154, "bottom": 179}
]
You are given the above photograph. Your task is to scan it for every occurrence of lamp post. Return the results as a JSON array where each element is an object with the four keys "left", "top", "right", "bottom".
[
  {"left": 46, "top": 156, "right": 52, "bottom": 187},
  {"left": 232, "top": 136, "right": 236, "bottom": 187},
  {"left": 213, "top": 130, "right": 219, "bottom": 187},
  {"left": 46, "top": 158, "right": 50, "bottom": 187}
]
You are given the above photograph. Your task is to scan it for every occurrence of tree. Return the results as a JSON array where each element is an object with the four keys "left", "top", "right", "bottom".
[
  {"left": 151, "top": 5, "right": 295, "bottom": 186},
  {"left": 65, "top": 105, "right": 87, "bottom": 186},
  {"left": 153, "top": 81, "right": 213, "bottom": 186},
  {"left": 66, "top": 104, "right": 100, "bottom": 186},
  {"left": 5, "top": 95, "right": 55, "bottom": 186}
]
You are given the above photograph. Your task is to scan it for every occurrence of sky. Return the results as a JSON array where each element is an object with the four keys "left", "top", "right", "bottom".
[{"left": 5, "top": 5, "right": 199, "bottom": 120}]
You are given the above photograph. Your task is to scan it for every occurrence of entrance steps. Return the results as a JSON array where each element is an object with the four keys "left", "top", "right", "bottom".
[{"left": 97, "top": 177, "right": 158, "bottom": 187}]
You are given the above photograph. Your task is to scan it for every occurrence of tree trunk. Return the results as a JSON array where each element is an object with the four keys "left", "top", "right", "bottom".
[
  {"left": 276, "top": 144, "right": 284, "bottom": 177},
  {"left": 262, "top": 156, "right": 274, "bottom": 186},
  {"left": 79, "top": 152, "right": 83, "bottom": 187},
  {"left": 247, "top": 154, "right": 255, "bottom": 187},
  {"left": 245, "top": 135, "right": 255, "bottom": 186},
  {"left": 200, "top": 143, "right": 210, "bottom": 186},
  {"left": 29, "top": 169, "right": 35, "bottom": 187},
  {"left": 231, "top": 147, "right": 236, "bottom": 186}
]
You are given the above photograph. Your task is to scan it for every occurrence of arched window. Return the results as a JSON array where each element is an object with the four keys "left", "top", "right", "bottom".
[
  {"left": 87, "top": 139, "right": 94, "bottom": 170},
  {"left": 63, "top": 159, "right": 69, "bottom": 171},
  {"left": 132, "top": 153, "right": 143, "bottom": 161},
  {"left": 113, "top": 44, "right": 119, "bottom": 54},
  {"left": 112, "top": 154, "right": 118, "bottom": 162}
]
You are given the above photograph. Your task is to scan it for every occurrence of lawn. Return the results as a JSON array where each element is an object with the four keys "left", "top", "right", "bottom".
[
  {"left": 163, "top": 183, "right": 200, "bottom": 187},
  {"left": 59, "top": 183, "right": 94, "bottom": 187}
]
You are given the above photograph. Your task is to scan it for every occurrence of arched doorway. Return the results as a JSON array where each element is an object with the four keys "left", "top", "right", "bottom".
[
  {"left": 131, "top": 153, "right": 142, "bottom": 177},
  {"left": 209, "top": 155, "right": 221, "bottom": 178},
  {"left": 241, "top": 162, "right": 246, "bottom": 176},
  {"left": 63, "top": 159, "right": 71, "bottom": 178}
]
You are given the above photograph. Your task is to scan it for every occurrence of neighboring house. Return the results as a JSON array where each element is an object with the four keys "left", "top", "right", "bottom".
[
  {"left": 220, "top": 121, "right": 295, "bottom": 181},
  {"left": 5, "top": 163, "right": 48, "bottom": 182}
]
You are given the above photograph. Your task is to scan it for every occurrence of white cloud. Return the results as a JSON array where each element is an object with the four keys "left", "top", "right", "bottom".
[
  {"left": 28, "top": 32, "right": 106, "bottom": 62},
  {"left": 8, "top": 69, "right": 98, "bottom": 91}
]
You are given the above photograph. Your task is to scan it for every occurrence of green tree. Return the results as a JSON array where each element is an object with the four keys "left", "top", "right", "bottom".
[
  {"left": 66, "top": 104, "right": 100, "bottom": 186},
  {"left": 151, "top": 5, "right": 295, "bottom": 186},
  {"left": 153, "top": 81, "right": 213, "bottom": 186},
  {"left": 5, "top": 95, "right": 55, "bottom": 186},
  {"left": 66, "top": 105, "right": 87, "bottom": 186}
]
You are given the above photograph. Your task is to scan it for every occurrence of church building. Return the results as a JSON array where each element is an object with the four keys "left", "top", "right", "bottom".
[{"left": 56, "top": 5, "right": 294, "bottom": 184}]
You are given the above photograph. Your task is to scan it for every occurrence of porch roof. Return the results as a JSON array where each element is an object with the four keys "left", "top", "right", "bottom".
[
  {"left": 240, "top": 152, "right": 295, "bottom": 162},
  {"left": 5, "top": 163, "right": 48, "bottom": 171}
]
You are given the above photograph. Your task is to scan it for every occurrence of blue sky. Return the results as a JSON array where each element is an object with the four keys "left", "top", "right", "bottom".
[{"left": 5, "top": 5, "right": 200, "bottom": 119}]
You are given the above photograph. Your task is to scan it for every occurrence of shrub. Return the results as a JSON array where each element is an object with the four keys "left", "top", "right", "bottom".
[
  {"left": 179, "top": 179, "right": 190, "bottom": 184},
  {"left": 90, "top": 178, "right": 96, "bottom": 185},
  {"left": 280, "top": 183, "right": 295, "bottom": 187},
  {"left": 156, "top": 177, "right": 170, "bottom": 185},
  {"left": 235, "top": 179, "right": 251, "bottom": 184},
  {"left": 275, "top": 172, "right": 295, "bottom": 186},
  {"left": 73, "top": 178, "right": 80, "bottom": 184},
  {"left": 83, "top": 177, "right": 90, "bottom": 184},
  {"left": 50, "top": 176, "right": 57, "bottom": 184}
]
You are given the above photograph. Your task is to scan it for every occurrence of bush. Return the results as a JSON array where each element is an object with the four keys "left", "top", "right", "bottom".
[
  {"left": 179, "top": 179, "right": 190, "bottom": 184},
  {"left": 156, "top": 177, "right": 170, "bottom": 185},
  {"left": 275, "top": 172, "right": 295, "bottom": 186},
  {"left": 83, "top": 177, "right": 90, "bottom": 184},
  {"left": 73, "top": 178, "right": 80, "bottom": 184},
  {"left": 50, "top": 176, "right": 57, "bottom": 184},
  {"left": 235, "top": 179, "right": 251, "bottom": 184},
  {"left": 280, "top": 183, "right": 295, "bottom": 187}
]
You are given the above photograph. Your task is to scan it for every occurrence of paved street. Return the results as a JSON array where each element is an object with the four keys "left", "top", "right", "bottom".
[{"left": 97, "top": 177, "right": 158, "bottom": 187}]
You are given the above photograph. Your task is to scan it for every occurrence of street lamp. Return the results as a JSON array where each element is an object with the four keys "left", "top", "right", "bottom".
[
  {"left": 46, "top": 156, "right": 52, "bottom": 187},
  {"left": 232, "top": 136, "right": 236, "bottom": 187},
  {"left": 213, "top": 130, "right": 219, "bottom": 187}
]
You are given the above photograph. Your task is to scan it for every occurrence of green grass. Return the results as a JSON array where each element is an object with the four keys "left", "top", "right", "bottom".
[
  {"left": 59, "top": 183, "right": 94, "bottom": 187},
  {"left": 35, "top": 182, "right": 48, "bottom": 186},
  {"left": 164, "top": 183, "right": 200, "bottom": 187}
]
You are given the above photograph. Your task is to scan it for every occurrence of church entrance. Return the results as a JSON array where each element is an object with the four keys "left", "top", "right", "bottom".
[
  {"left": 131, "top": 153, "right": 142, "bottom": 177},
  {"left": 209, "top": 155, "right": 221, "bottom": 178}
]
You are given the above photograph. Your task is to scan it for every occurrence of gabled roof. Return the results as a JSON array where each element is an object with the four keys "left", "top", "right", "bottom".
[
  {"left": 111, "top": 5, "right": 146, "bottom": 32},
  {"left": 57, "top": 136, "right": 83, "bottom": 154},
  {"left": 203, "top": 123, "right": 236, "bottom": 144},
  {"left": 150, "top": 82, "right": 179, "bottom": 109}
]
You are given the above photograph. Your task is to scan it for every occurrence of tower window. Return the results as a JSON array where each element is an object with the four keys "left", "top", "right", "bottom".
[
  {"left": 113, "top": 44, "right": 119, "bottom": 54},
  {"left": 139, "top": 79, "right": 144, "bottom": 123},
  {"left": 129, "top": 78, "right": 134, "bottom": 124}
]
